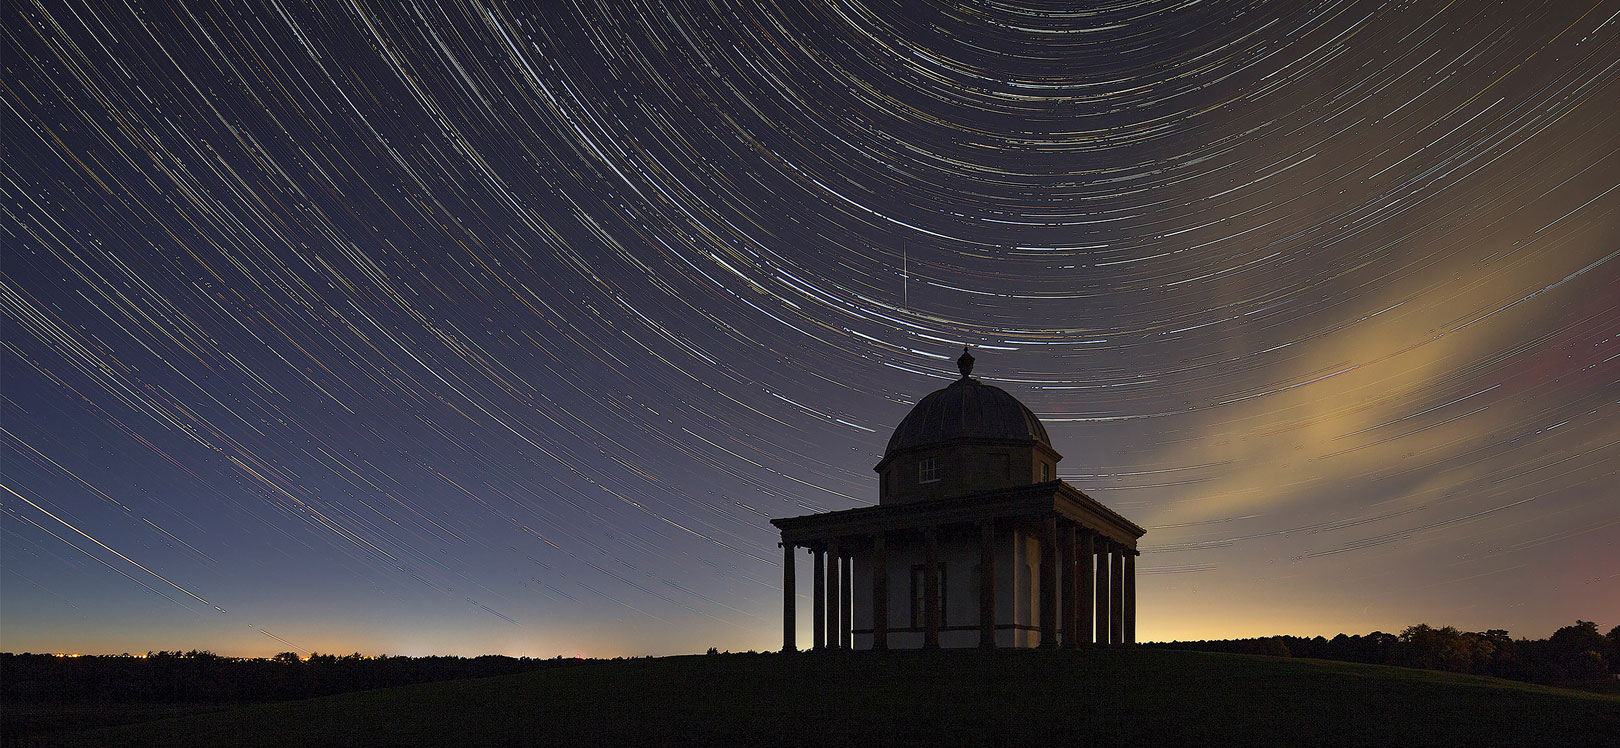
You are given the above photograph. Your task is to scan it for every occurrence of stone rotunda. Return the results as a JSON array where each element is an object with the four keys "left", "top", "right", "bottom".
[{"left": 771, "top": 348, "right": 1144, "bottom": 650}]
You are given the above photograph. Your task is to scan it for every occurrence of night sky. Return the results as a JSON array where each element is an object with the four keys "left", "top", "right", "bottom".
[{"left": 3, "top": 0, "right": 1617, "bottom": 658}]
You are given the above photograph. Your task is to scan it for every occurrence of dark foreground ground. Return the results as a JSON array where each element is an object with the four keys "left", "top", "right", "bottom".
[{"left": 13, "top": 648, "right": 1620, "bottom": 747}]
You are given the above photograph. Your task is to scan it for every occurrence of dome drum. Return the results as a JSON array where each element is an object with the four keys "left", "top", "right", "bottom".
[{"left": 877, "top": 437, "right": 1062, "bottom": 505}]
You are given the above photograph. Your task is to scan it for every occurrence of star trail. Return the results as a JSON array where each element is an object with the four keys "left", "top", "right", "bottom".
[{"left": 2, "top": 0, "right": 1617, "bottom": 657}]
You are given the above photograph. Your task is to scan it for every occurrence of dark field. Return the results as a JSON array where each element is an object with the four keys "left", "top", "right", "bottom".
[{"left": 17, "top": 648, "right": 1620, "bottom": 747}]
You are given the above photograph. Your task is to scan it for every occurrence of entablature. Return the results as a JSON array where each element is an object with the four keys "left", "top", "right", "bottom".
[{"left": 772, "top": 480, "right": 1144, "bottom": 549}]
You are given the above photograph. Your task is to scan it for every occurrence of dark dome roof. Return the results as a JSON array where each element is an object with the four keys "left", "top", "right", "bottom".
[{"left": 884, "top": 376, "right": 1052, "bottom": 458}]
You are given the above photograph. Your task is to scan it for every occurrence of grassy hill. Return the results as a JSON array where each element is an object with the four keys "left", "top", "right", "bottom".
[{"left": 40, "top": 648, "right": 1620, "bottom": 747}]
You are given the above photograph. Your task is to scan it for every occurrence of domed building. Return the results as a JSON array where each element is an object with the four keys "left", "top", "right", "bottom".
[{"left": 771, "top": 349, "right": 1144, "bottom": 650}]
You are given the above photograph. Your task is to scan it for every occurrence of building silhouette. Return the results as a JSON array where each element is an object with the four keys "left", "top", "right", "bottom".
[{"left": 772, "top": 348, "right": 1144, "bottom": 650}]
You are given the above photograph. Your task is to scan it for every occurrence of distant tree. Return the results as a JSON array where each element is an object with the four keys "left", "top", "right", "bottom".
[
  {"left": 1548, "top": 621, "right": 1609, "bottom": 681},
  {"left": 1474, "top": 629, "right": 1520, "bottom": 678},
  {"left": 1400, "top": 624, "right": 1475, "bottom": 672},
  {"left": 1607, "top": 625, "right": 1620, "bottom": 673},
  {"left": 1550, "top": 621, "right": 1604, "bottom": 651},
  {"left": 1243, "top": 637, "right": 1290, "bottom": 657},
  {"left": 272, "top": 652, "right": 300, "bottom": 663},
  {"left": 1143, "top": 620, "right": 1613, "bottom": 686}
]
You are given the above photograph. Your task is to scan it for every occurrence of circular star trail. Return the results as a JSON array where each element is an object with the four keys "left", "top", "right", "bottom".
[{"left": 3, "top": 0, "right": 1617, "bottom": 655}]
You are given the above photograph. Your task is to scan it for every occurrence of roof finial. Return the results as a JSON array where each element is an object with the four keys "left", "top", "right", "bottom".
[{"left": 957, "top": 346, "right": 975, "bottom": 379}]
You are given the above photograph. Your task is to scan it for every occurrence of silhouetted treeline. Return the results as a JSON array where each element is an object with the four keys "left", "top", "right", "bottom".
[
  {"left": 0, "top": 650, "right": 592, "bottom": 705},
  {"left": 1147, "top": 620, "right": 1620, "bottom": 686}
]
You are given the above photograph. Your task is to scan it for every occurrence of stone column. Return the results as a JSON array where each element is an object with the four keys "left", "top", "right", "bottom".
[
  {"left": 843, "top": 553, "right": 854, "bottom": 649},
  {"left": 978, "top": 521, "right": 996, "bottom": 649},
  {"left": 1095, "top": 539, "right": 1111, "bottom": 646},
  {"left": 1078, "top": 530, "right": 1094, "bottom": 646},
  {"left": 872, "top": 533, "right": 888, "bottom": 650},
  {"left": 812, "top": 548, "right": 826, "bottom": 651},
  {"left": 782, "top": 540, "right": 796, "bottom": 652},
  {"left": 1125, "top": 549, "right": 1137, "bottom": 645},
  {"left": 828, "top": 538, "right": 842, "bottom": 650},
  {"left": 1061, "top": 522, "right": 1078, "bottom": 649},
  {"left": 1111, "top": 542, "right": 1124, "bottom": 645},
  {"left": 1039, "top": 516, "right": 1058, "bottom": 648},
  {"left": 923, "top": 527, "right": 940, "bottom": 649}
]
